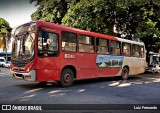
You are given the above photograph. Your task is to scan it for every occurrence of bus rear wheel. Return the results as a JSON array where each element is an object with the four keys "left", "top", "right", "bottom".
[
  {"left": 121, "top": 67, "right": 129, "bottom": 80},
  {"left": 60, "top": 68, "right": 74, "bottom": 87}
]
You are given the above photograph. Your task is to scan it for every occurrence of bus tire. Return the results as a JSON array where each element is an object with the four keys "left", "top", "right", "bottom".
[
  {"left": 60, "top": 68, "right": 74, "bottom": 87},
  {"left": 121, "top": 67, "right": 129, "bottom": 80}
]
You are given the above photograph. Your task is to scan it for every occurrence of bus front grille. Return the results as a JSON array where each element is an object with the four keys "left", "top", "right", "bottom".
[{"left": 12, "top": 60, "right": 30, "bottom": 67}]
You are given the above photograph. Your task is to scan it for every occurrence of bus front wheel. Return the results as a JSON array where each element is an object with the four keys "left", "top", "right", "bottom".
[
  {"left": 60, "top": 68, "right": 74, "bottom": 87},
  {"left": 121, "top": 67, "right": 129, "bottom": 80}
]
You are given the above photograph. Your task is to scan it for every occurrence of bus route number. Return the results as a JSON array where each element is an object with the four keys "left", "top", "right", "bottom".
[{"left": 64, "top": 54, "right": 75, "bottom": 59}]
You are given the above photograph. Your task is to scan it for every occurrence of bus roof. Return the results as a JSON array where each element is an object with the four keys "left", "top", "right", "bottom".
[
  {"left": 37, "top": 20, "right": 117, "bottom": 41},
  {"left": 20, "top": 20, "right": 145, "bottom": 45},
  {"left": 116, "top": 37, "right": 145, "bottom": 46}
]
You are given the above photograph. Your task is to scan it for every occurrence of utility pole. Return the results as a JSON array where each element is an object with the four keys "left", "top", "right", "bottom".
[{"left": 5, "top": 32, "right": 7, "bottom": 62}]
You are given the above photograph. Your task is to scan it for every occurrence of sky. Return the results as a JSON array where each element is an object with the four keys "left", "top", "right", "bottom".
[{"left": 0, "top": 0, "right": 37, "bottom": 28}]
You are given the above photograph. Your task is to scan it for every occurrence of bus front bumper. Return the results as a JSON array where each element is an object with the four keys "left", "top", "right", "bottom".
[{"left": 10, "top": 70, "right": 36, "bottom": 82}]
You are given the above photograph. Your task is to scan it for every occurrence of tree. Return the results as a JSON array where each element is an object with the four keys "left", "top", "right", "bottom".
[
  {"left": 0, "top": 18, "right": 11, "bottom": 36},
  {"left": 30, "top": 0, "right": 160, "bottom": 55},
  {"left": 0, "top": 18, "right": 12, "bottom": 51},
  {"left": 30, "top": 0, "right": 79, "bottom": 24},
  {"left": 30, "top": 0, "right": 160, "bottom": 36},
  {"left": 133, "top": 1, "right": 160, "bottom": 62},
  {"left": 62, "top": 0, "right": 132, "bottom": 35}
]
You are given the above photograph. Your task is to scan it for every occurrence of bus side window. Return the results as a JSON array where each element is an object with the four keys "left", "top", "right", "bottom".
[
  {"left": 78, "top": 35, "right": 94, "bottom": 53},
  {"left": 62, "top": 31, "right": 77, "bottom": 52},
  {"left": 79, "top": 44, "right": 85, "bottom": 52},
  {"left": 88, "top": 45, "right": 94, "bottom": 53},
  {"left": 38, "top": 30, "right": 59, "bottom": 57},
  {"left": 122, "top": 42, "right": 131, "bottom": 56},
  {"left": 115, "top": 49, "right": 120, "bottom": 55},
  {"left": 140, "top": 46, "right": 145, "bottom": 58},
  {"left": 110, "top": 40, "right": 120, "bottom": 55},
  {"left": 47, "top": 34, "right": 58, "bottom": 51},
  {"left": 132, "top": 44, "right": 140, "bottom": 57},
  {"left": 96, "top": 38, "right": 109, "bottom": 54}
]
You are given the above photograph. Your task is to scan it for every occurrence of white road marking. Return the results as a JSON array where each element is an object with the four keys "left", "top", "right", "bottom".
[{"left": 0, "top": 73, "right": 10, "bottom": 76}]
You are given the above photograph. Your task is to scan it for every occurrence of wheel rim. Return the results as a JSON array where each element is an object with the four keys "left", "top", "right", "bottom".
[{"left": 63, "top": 73, "right": 71, "bottom": 83}]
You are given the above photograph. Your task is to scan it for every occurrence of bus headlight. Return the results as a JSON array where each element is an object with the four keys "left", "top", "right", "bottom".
[{"left": 26, "top": 64, "right": 35, "bottom": 72}]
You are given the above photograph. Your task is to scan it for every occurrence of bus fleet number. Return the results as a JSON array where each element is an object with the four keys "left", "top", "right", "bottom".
[{"left": 64, "top": 54, "right": 75, "bottom": 59}]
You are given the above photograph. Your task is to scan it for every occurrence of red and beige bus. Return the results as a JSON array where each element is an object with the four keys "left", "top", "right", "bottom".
[{"left": 10, "top": 21, "right": 146, "bottom": 87}]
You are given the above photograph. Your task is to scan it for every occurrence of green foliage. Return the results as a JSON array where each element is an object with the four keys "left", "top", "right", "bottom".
[
  {"left": 133, "top": 1, "right": 160, "bottom": 52},
  {"left": 30, "top": 0, "right": 160, "bottom": 53},
  {"left": 30, "top": 0, "right": 78, "bottom": 24},
  {"left": 0, "top": 18, "right": 11, "bottom": 49},
  {"left": 62, "top": 0, "right": 125, "bottom": 35},
  {"left": 0, "top": 18, "right": 11, "bottom": 37},
  {"left": 62, "top": 0, "right": 109, "bottom": 33}
]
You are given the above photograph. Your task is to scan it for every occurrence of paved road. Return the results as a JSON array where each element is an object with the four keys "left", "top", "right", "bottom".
[{"left": 0, "top": 67, "right": 160, "bottom": 113}]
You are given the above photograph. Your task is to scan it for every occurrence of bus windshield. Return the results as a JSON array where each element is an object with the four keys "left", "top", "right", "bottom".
[
  {"left": 12, "top": 32, "right": 35, "bottom": 61},
  {"left": 14, "top": 22, "right": 36, "bottom": 36}
]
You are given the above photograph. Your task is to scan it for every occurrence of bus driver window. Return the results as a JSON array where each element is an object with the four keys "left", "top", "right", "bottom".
[{"left": 38, "top": 30, "right": 59, "bottom": 57}]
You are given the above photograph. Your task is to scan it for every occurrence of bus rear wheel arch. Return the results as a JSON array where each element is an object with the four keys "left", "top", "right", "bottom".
[
  {"left": 59, "top": 68, "right": 75, "bottom": 87},
  {"left": 121, "top": 66, "right": 129, "bottom": 80}
]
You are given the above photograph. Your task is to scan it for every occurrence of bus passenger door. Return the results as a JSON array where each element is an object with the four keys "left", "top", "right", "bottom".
[
  {"left": 140, "top": 46, "right": 146, "bottom": 73},
  {"left": 131, "top": 45, "right": 142, "bottom": 75}
]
